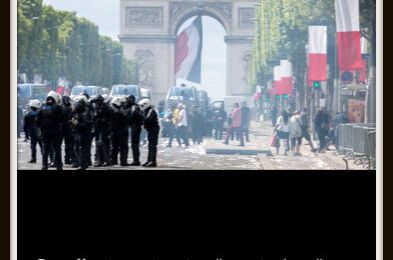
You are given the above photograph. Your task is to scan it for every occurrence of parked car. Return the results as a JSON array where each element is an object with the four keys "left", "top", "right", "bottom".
[
  {"left": 70, "top": 85, "right": 103, "bottom": 100},
  {"left": 110, "top": 85, "right": 142, "bottom": 102}
]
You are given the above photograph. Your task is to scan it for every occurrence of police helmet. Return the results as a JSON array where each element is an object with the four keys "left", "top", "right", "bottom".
[
  {"left": 111, "top": 96, "right": 125, "bottom": 107},
  {"left": 29, "top": 99, "right": 41, "bottom": 109},
  {"left": 102, "top": 94, "right": 111, "bottom": 104},
  {"left": 138, "top": 98, "right": 151, "bottom": 111}
]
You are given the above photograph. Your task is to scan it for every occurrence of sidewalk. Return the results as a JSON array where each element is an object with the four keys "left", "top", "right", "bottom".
[
  {"left": 207, "top": 120, "right": 365, "bottom": 170},
  {"left": 255, "top": 120, "right": 365, "bottom": 170}
]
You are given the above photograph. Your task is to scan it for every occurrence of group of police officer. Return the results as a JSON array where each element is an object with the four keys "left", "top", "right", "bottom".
[{"left": 23, "top": 91, "right": 160, "bottom": 170}]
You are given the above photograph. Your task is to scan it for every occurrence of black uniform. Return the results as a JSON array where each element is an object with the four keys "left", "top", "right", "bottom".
[
  {"left": 61, "top": 97, "right": 75, "bottom": 164},
  {"left": 241, "top": 105, "right": 251, "bottom": 142},
  {"left": 23, "top": 108, "right": 42, "bottom": 162},
  {"left": 143, "top": 107, "right": 160, "bottom": 166},
  {"left": 110, "top": 104, "right": 129, "bottom": 166},
  {"left": 72, "top": 101, "right": 93, "bottom": 170},
  {"left": 212, "top": 109, "right": 227, "bottom": 140},
  {"left": 191, "top": 108, "right": 203, "bottom": 145},
  {"left": 126, "top": 101, "right": 144, "bottom": 165},
  {"left": 92, "top": 99, "right": 112, "bottom": 166},
  {"left": 36, "top": 98, "right": 63, "bottom": 170}
]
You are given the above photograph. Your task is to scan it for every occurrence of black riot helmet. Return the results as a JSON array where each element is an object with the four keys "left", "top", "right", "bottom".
[
  {"left": 46, "top": 96, "right": 56, "bottom": 105},
  {"left": 62, "top": 96, "right": 72, "bottom": 107},
  {"left": 127, "top": 95, "right": 136, "bottom": 104}
]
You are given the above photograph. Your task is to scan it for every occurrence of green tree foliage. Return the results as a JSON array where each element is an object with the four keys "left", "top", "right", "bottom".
[{"left": 17, "top": 0, "right": 138, "bottom": 86}]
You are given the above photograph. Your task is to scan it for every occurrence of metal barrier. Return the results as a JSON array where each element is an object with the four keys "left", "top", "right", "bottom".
[{"left": 335, "top": 123, "right": 376, "bottom": 170}]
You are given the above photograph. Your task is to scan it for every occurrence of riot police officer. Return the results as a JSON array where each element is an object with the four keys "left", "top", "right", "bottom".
[
  {"left": 71, "top": 95, "right": 93, "bottom": 170},
  {"left": 139, "top": 99, "right": 160, "bottom": 167},
  {"left": 91, "top": 95, "right": 112, "bottom": 167},
  {"left": 126, "top": 95, "right": 144, "bottom": 166},
  {"left": 23, "top": 99, "right": 42, "bottom": 163},
  {"left": 37, "top": 91, "right": 64, "bottom": 170},
  {"left": 61, "top": 96, "right": 75, "bottom": 164},
  {"left": 110, "top": 96, "right": 129, "bottom": 166}
]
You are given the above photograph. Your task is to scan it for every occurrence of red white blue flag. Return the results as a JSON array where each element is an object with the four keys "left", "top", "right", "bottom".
[
  {"left": 280, "top": 60, "right": 293, "bottom": 95},
  {"left": 335, "top": 0, "right": 362, "bottom": 71},
  {"left": 175, "top": 16, "right": 203, "bottom": 83},
  {"left": 308, "top": 26, "right": 327, "bottom": 82}
]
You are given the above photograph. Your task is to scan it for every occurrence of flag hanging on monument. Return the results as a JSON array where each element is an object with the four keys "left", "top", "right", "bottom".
[
  {"left": 308, "top": 26, "right": 327, "bottom": 82},
  {"left": 335, "top": 0, "right": 362, "bottom": 71},
  {"left": 280, "top": 60, "right": 293, "bottom": 95},
  {"left": 175, "top": 16, "right": 203, "bottom": 83}
]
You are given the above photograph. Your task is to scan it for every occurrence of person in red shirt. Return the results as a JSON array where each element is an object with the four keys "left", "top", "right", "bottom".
[{"left": 224, "top": 103, "right": 245, "bottom": 146}]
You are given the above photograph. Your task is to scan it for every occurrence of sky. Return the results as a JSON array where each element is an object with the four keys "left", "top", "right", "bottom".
[{"left": 43, "top": 0, "right": 227, "bottom": 102}]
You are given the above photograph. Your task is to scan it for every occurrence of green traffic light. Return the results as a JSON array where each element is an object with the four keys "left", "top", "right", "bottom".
[
  {"left": 275, "top": 95, "right": 280, "bottom": 100},
  {"left": 283, "top": 94, "right": 288, "bottom": 100},
  {"left": 313, "top": 81, "right": 321, "bottom": 88}
]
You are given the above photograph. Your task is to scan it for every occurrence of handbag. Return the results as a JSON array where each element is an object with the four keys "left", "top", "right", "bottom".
[{"left": 271, "top": 133, "right": 279, "bottom": 147}]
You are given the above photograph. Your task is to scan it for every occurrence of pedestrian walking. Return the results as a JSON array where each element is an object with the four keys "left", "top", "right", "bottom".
[
  {"left": 176, "top": 103, "right": 189, "bottom": 147},
  {"left": 23, "top": 99, "right": 42, "bottom": 163},
  {"left": 241, "top": 101, "right": 251, "bottom": 142},
  {"left": 165, "top": 105, "right": 179, "bottom": 147},
  {"left": 191, "top": 105, "right": 203, "bottom": 145},
  {"left": 313, "top": 107, "right": 331, "bottom": 153},
  {"left": 288, "top": 111, "right": 303, "bottom": 155},
  {"left": 139, "top": 99, "right": 160, "bottom": 167},
  {"left": 300, "top": 108, "right": 317, "bottom": 152},
  {"left": 274, "top": 110, "right": 290, "bottom": 155},
  {"left": 224, "top": 103, "right": 244, "bottom": 146}
]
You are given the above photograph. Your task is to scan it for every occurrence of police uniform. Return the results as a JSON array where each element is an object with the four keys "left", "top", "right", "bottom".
[
  {"left": 61, "top": 97, "right": 75, "bottom": 164},
  {"left": 143, "top": 106, "right": 160, "bottom": 167},
  {"left": 126, "top": 100, "right": 144, "bottom": 165},
  {"left": 37, "top": 98, "right": 63, "bottom": 170},
  {"left": 24, "top": 108, "right": 42, "bottom": 162},
  {"left": 72, "top": 100, "right": 93, "bottom": 170},
  {"left": 92, "top": 98, "right": 112, "bottom": 167},
  {"left": 110, "top": 104, "right": 129, "bottom": 166}
]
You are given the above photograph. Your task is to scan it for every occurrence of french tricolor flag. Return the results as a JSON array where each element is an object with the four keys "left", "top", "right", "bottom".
[
  {"left": 335, "top": 0, "right": 362, "bottom": 71},
  {"left": 175, "top": 16, "right": 203, "bottom": 83},
  {"left": 280, "top": 60, "right": 293, "bottom": 95},
  {"left": 308, "top": 26, "right": 327, "bottom": 82},
  {"left": 273, "top": 66, "right": 282, "bottom": 95}
]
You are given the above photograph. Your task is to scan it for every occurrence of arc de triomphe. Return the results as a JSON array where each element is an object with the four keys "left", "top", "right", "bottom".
[{"left": 119, "top": 0, "right": 257, "bottom": 103}]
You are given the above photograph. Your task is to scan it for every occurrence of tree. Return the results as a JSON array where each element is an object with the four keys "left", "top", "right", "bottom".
[{"left": 17, "top": 0, "right": 139, "bottom": 87}]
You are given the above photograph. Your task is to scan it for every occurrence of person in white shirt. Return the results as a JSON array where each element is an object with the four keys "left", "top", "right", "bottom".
[
  {"left": 274, "top": 110, "right": 290, "bottom": 155},
  {"left": 289, "top": 111, "right": 303, "bottom": 155},
  {"left": 176, "top": 103, "right": 189, "bottom": 147}
]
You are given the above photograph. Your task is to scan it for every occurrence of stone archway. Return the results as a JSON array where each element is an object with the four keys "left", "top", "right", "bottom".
[{"left": 119, "top": 0, "right": 258, "bottom": 104}]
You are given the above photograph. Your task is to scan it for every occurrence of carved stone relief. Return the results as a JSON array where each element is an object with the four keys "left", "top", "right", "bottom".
[
  {"left": 126, "top": 7, "right": 163, "bottom": 27},
  {"left": 239, "top": 7, "right": 255, "bottom": 28},
  {"left": 169, "top": 2, "right": 232, "bottom": 22},
  {"left": 134, "top": 49, "right": 155, "bottom": 89}
]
